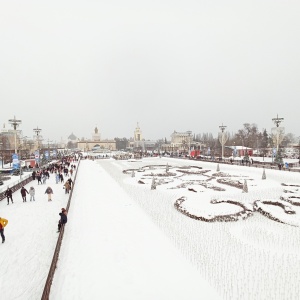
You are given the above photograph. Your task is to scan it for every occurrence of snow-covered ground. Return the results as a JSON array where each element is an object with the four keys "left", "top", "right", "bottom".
[{"left": 0, "top": 157, "right": 300, "bottom": 299}]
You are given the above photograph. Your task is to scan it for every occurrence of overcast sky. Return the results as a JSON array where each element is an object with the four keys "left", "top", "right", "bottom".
[{"left": 0, "top": 0, "right": 299, "bottom": 143}]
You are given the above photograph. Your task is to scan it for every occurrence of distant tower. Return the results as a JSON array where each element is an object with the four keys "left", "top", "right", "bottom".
[
  {"left": 93, "top": 126, "right": 101, "bottom": 141},
  {"left": 133, "top": 123, "right": 145, "bottom": 151},
  {"left": 134, "top": 122, "right": 143, "bottom": 142}
]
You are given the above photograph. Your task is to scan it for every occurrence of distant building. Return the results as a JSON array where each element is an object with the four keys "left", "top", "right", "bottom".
[
  {"left": 129, "top": 123, "right": 157, "bottom": 152},
  {"left": 0, "top": 123, "right": 22, "bottom": 151},
  {"left": 77, "top": 127, "right": 116, "bottom": 152},
  {"left": 161, "top": 130, "right": 193, "bottom": 152},
  {"left": 225, "top": 146, "right": 253, "bottom": 157},
  {"left": 68, "top": 132, "right": 78, "bottom": 142}
]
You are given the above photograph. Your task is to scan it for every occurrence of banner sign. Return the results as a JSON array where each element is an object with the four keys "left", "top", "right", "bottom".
[
  {"left": 233, "top": 146, "right": 237, "bottom": 156},
  {"left": 12, "top": 153, "right": 19, "bottom": 170},
  {"left": 35, "top": 150, "right": 40, "bottom": 163}
]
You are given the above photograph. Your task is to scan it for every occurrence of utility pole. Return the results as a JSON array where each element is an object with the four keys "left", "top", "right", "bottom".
[
  {"left": 219, "top": 123, "right": 227, "bottom": 159},
  {"left": 33, "top": 126, "right": 42, "bottom": 167},
  {"left": 187, "top": 131, "right": 192, "bottom": 156},
  {"left": 8, "top": 116, "right": 22, "bottom": 154},
  {"left": 272, "top": 114, "right": 284, "bottom": 151}
]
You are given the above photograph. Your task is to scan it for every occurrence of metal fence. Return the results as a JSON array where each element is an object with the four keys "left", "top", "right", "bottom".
[
  {"left": 185, "top": 157, "right": 300, "bottom": 172},
  {"left": 0, "top": 174, "right": 33, "bottom": 201}
]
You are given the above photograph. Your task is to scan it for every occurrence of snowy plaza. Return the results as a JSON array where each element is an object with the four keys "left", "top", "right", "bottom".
[{"left": 0, "top": 157, "right": 300, "bottom": 299}]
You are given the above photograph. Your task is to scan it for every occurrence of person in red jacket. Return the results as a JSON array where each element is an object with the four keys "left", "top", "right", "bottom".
[{"left": 0, "top": 217, "right": 8, "bottom": 243}]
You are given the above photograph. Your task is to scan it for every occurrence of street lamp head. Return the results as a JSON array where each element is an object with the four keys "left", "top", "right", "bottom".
[
  {"left": 272, "top": 114, "right": 284, "bottom": 128},
  {"left": 219, "top": 123, "right": 227, "bottom": 132}
]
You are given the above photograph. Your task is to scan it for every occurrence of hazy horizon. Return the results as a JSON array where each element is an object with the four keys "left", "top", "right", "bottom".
[{"left": 0, "top": 1, "right": 299, "bottom": 142}]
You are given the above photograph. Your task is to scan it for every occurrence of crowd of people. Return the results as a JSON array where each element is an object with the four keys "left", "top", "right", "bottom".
[{"left": 1, "top": 156, "right": 78, "bottom": 244}]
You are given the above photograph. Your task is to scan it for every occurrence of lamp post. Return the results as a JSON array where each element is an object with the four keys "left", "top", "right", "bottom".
[
  {"left": 0, "top": 141, "right": 3, "bottom": 169},
  {"left": 33, "top": 126, "right": 42, "bottom": 167},
  {"left": 219, "top": 124, "right": 228, "bottom": 159},
  {"left": 18, "top": 136, "right": 28, "bottom": 179},
  {"left": 18, "top": 144, "right": 22, "bottom": 179},
  {"left": 27, "top": 140, "right": 34, "bottom": 158},
  {"left": 187, "top": 131, "right": 192, "bottom": 157},
  {"left": 272, "top": 114, "right": 284, "bottom": 151},
  {"left": 8, "top": 116, "right": 22, "bottom": 154}
]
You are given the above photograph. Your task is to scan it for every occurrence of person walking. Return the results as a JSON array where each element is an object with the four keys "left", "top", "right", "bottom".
[
  {"left": 57, "top": 208, "right": 68, "bottom": 232},
  {"left": 55, "top": 173, "right": 60, "bottom": 184},
  {"left": 4, "top": 187, "right": 13, "bottom": 205},
  {"left": 59, "top": 173, "right": 64, "bottom": 183},
  {"left": 42, "top": 173, "right": 47, "bottom": 184},
  {"left": 0, "top": 217, "right": 8, "bottom": 243},
  {"left": 37, "top": 173, "right": 42, "bottom": 185},
  {"left": 29, "top": 186, "right": 35, "bottom": 201},
  {"left": 67, "top": 177, "right": 73, "bottom": 189},
  {"left": 21, "top": 186, "right": 29, "bottom": 202},
  {"left": 45, "top": 186, "right": 53, "bottom": 201},
  {"left": 64, "top": 180, "right": 71, "bottom": 194},
  {"left": 32, "top": 170, "right": 36, "bottom": 180}
]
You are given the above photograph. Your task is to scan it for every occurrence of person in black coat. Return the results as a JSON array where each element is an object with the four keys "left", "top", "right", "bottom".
[
  {"left": 20, "top": 186, "right": 29, "bottom": 202},
  {"left": 59, "top": 173, "right": 64, "bottom": 183},
  {"left": 58, "top": 208, "right": 68, "bottom": 232},
  {"left": 32, "top": 170, "right": 36, "bottom": 180},
  {"left": 37, "top": 174, "right": 42, "bottom": 185},
  {"left": 67, "top": 177, "right": 73, "bottom": 189},
  {"left": 4, "top": 187, "right": 13, "bottom": 205}
]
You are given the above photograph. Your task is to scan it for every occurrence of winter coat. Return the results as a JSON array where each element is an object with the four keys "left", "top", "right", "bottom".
[
  {"left": 0, "top": 218, "right": 8, "bottom": 229},
  {"left": 45, "top": 187, "right": 53, "bottom": 194},
  {"left": 4, "top": 189, "right": 12, "bottom": 197},
  {"left": 29, "top": 188, "right": 35, "bottom": 196},
  {"left": 21, "top": 188, "right": 29, "bottom": 196},
  {"left": 64, "top": 181, "right": 71, "bottom": 190},
  {"left": 59, "top": 212, "right": 68, "bottom": 224}
]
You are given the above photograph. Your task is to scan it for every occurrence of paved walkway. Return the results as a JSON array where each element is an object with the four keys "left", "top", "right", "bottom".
[{"left": 50, "top": 160, "right": 220, "bottom": 300}]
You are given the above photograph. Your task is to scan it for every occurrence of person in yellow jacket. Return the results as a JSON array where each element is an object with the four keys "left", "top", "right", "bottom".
[{"left": 0, "top": 217, "right": 8, "bottom": 243}]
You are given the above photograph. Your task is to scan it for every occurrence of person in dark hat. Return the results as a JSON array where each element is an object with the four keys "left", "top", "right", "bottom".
[
  {"left": 4, "top": 187, "right": 13, "bottom": 205},
  {"left": 58, "top": 208, "right": 68, "bottom": 232}
]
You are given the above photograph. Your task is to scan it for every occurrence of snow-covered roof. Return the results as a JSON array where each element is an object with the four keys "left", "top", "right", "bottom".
[{"left": 225, "top": 146, "right": 253, "bottom": 150}]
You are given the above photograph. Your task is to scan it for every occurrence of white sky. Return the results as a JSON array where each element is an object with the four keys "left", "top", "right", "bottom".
[
  {"left": 0, "top": 1, "right": 299, "bottom": 142},
  {"left": 0, "top": 156, "right": 300, "bottom": 299}
]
